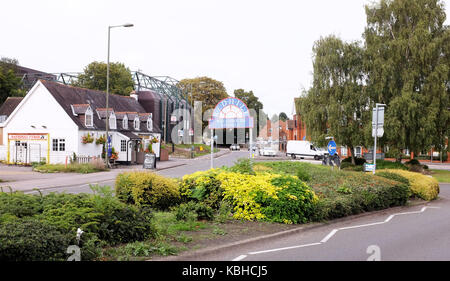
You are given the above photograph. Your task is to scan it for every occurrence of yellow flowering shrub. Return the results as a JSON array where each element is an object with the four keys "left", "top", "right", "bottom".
[{"left": 382, "top": 169, "right": 439, "bottom": 201}]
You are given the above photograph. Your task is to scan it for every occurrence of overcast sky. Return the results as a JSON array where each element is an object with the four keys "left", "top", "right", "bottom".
[{"left": 1, "top": 0, "right": 449, "bottom": 117}]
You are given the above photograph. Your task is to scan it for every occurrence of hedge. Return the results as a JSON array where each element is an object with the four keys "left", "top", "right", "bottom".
[
  {"left": 115, "top": 171, "right": 180, "bottom": 210},
  {"left": 382, "top": 169, "right": 440, "bottom": 201}
]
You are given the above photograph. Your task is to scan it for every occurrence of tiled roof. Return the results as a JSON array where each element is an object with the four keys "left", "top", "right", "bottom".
[
  {"left": 40, "top": 80, "right": 160, "bottom": 133},
  {"left": 0, "top": 97, "right": 23, "bottom": 117},
  {"left": 71, "top": 104, "right": 90, "bottom": 115}
]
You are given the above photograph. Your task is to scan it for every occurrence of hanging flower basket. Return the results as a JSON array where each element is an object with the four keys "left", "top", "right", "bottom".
[
  {"left": 82, "top": 133, "right": 94, "bottom": 144},
  {"left": 96, "top": 135, "right": 106, "bottom": 145}
]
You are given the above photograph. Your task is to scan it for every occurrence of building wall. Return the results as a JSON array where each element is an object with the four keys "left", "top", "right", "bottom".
[{"left": 2, "top": 83, "right": 79, "bottom": 164}]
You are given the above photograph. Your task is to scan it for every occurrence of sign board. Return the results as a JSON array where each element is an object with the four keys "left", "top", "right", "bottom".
[
  {"left": 189, "top": 128, "right": 194, "bottom": 136},
  {"left": 372, "top": 107, "right": 385, "bottom": 137},
  {"left": 364, "top": 152, "right": 385, "bottom": 161},
  {"left": 209, "top": 97, "right": 254, "bottom": 129},
  {"left": 170, "top": 115, "right": 177, "bottom": 124},
  {"left": 8, "top": 134, "right": 48, "bottom": 141},
  {"left": 364, "top": 163, "right": 375, "bottom": 172},
  {"left": 327, "top": 140, "right": 337, "bottom": 156},
  {"left": 143, "top": 153, "right": 156, "bottom": 169},
  {"left": 178, "top": 129, "right": 184, "bottom": 137},
  {"left": 107, "top": 135, "right": 112, "bottom": 157}
]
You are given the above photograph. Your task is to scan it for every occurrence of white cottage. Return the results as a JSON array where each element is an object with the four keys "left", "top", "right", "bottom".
[{"left": 0, "top": 80, "right": 161, "bottom": 164}]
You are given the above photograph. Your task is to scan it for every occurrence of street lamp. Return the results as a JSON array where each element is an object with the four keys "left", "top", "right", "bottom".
[{"left": 105, "top": 23, "right": 133, "bottom": 166}]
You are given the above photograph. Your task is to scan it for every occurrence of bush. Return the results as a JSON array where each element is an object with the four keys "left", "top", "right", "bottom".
[
  {"left": 180, "top": 169, "right": 224, "bottom": 209},
  {"left": 0, "top": 192, "right": 42, "bottom": 218},
  {"left": 382, "top": 169, "right": 439, "bottom": 201},
  {"left": 296, "top": 169, "right": 311, "bottom": 182},
  {"left": 342, "top": 157, "right": 366, "bottom": 166},
  {"left": 229, "top": 158, "right": 255, "bottom": 175},
  {"left": 375, "top": 160, "right": 408, "bottom": 170},
  {"left": 405, "top": 159, "right": 421, "bottom": 166},
  {"left": 33, "top": 163, "right": 107, "bottom": 174},
  {"left": 115, "top": 171, "right": 180, "bottom": 210},
  {"left": 0, "top": 217, "right": 71, "bottom": 261},
  {"left": 173, "top": 202, "right": 214, "bottom": 221},
  {"left": 376, "top": 171, "right": 410, "bottom": 186},
  {"left": 254, "top": 175, "right": 318, "bottom": 224}
]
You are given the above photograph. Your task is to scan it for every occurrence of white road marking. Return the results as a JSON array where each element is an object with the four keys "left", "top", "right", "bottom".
[
  {"left": 248, "top": 243, "right": 322, "bottom": 255},
  {"left": 231, "top": 205, "right": 440, "bottom": 260},
  {"left": 232, "top": 255, "right": 248, "bottom": 261}
]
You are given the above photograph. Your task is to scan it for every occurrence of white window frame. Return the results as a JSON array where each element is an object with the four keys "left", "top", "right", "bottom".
[
  {"left": 147, "top": 116, "right": 153, "bottom": 131},
  {"left": 85, "top": 107, "right": 93, "bottom": 127},
  {"left": 355, "top": 146, "right": 362, "bottom": 157},
  {"left": 109, "top": 112, "right": 117, "bottom": 130},
  {"left": 341, "top": 146, "right": 347, "bottom": 157},
  {"left": 122, "top": 115, "right": 128, "bottom": 130},
  {"left": 134, "top": 117, "right": 140, "bottom": 130}
]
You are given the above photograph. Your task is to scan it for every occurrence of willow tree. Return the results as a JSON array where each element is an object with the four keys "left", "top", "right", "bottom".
[
  {"left": 364, "top": 0, "right": 449, "bottom": 160},
  {"left": 301, "top": 36, "right": 370, "bottom": 164}
]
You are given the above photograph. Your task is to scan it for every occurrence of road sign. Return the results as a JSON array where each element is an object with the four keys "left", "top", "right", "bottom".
[
  {"left": 372, "top": 127, "right": 384, "bottom": 137},
  {"left": 327, "top": 140, "right": 337, "bottom": 156},
  {"left": 372, "top": 107, "right": 385, "bottom": 126},
  {"left": 364, "top": 163, "right": 375, "bottom": 172}
]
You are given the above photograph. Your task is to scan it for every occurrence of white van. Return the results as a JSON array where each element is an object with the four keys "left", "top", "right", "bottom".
[{"left": 286, "top": 140, "right": 327, "bottom": 160}]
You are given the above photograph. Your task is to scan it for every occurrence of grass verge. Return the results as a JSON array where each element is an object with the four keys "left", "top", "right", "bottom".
[{"left": 430, "top": 170, "right": 450, "bottom": 183}]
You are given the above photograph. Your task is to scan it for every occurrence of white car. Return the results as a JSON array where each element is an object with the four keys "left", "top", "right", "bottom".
[
  {"left": 230, "top": 144, "right": 240, "bottom": 151},
  {"left": 259, "top": 147, "right": 277, "bottom": 157}
]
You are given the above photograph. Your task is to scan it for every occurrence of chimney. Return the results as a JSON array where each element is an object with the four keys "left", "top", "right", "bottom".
[{"left": 130, "top": 90, "right": 138, "bottom": 101}]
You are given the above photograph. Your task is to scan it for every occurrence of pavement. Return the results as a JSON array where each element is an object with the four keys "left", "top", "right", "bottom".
[{"left": 0, "top": 149, "right": 242, "bottom": 194}]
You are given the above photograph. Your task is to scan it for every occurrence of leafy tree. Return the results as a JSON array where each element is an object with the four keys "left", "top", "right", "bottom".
[
  {"left": 301, "top": 36, "right": 369, "bottom": 164},
  {"left": 0, "top": 58, "right": 24, "bottom": 105},
  {"left": 178, "top": 77, "right": 228, "bottom": 113},
  {"left": 74, "top": 61, "right": 134, "bottom": 96},
  {"left": 279, "top": 112, "right": 288, "bottom": 121},
  {"left": 234, "top": 88, "right": 265, "bottom": 133},
  {"left": 364, "top": 0, "right": 449, "bottom": 160}
]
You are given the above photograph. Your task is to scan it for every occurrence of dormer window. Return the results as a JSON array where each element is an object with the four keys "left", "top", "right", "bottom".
[
  {"left": 109, "top": 112, "right": 117, "bottom": 130},
  {"left": 123, "top": 115, "right": 128, "bottom": 130},
  {"left": 85, "top": 107, "right": 93, "bottom": 127},
  {"left": 147, "top": 115, "right": 153, "bottom": 131},
  {"left": 134, "top": 117, "right": 140, "bottom": 130}
]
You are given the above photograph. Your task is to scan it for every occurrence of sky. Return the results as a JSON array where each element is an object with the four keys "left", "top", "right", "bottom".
[{"left": 1, "top": 0, "right": 449, "bottom": 117}]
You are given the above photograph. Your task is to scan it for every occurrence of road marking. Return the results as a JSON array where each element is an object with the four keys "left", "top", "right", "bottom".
[
  {"left": 248, "top": 243, "right": 322, "bottom": 255},
  {"left": 232, "top": 255, "right": 247, "bottom": 261},
  {"left": 231, "top": 205, "right": 440, "bottom": 260}
]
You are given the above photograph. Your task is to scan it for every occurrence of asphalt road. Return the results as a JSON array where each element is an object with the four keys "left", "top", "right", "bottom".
[
  {"left": 175, "top": 183, "right": 450, "bottom": 261},
  {"left": 25, "top": 151, "right": 252, "bottom": 194}
]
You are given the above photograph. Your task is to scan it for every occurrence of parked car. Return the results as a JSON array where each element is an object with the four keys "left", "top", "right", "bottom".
[
  {"left": 286, "top": 140, "right": 327, "bottom": 160},
  {"left": 259, "top": 146, "right": 277, "bottom": 157},
  {"left": 230, "top": 144, "right": 240, "bottom": 151}
]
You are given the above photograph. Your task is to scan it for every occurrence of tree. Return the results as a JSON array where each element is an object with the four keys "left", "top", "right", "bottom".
[
  {"left": 234, "top": 89, "right": 266, "bottom": 134},
  {"left": 0, "top": 57, "right": 24, "bottom": 105},
  {"left": 178, "top": 77, "right": 229, "bottom": 113},
  {"left": 74, "top": 61, "right": 134, "bottom": 96},
  {"left": 301, "top": 36, "right": 369, "bottom": 164},
  {"left": 364, "top": 0, "right": 449, "bottom": 160},
  {"left": 278, "top": 112, "right": 288, "bottom": 121}
]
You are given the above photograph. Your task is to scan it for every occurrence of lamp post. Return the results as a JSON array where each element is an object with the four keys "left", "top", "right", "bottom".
[{"left": 105, "top": 23, "right": 133, "bottom": 166}]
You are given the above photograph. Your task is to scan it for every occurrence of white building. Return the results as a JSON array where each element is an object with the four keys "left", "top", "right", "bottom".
[{"left": 0, "top": 80, "right": 161, "bottom": 164}]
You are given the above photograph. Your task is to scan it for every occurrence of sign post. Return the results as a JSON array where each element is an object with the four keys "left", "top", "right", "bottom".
[{"left": 372, "top": 103, "right": 386, "bottom": 174}]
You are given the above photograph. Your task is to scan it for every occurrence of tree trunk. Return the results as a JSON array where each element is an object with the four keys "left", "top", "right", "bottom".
[{"left": 349, "top": 146, "right": 355, "bottom": 165}]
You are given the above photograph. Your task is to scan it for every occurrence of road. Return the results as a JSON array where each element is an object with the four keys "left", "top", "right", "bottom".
[
  {"left": 174, "top": 183, "right": 450, "bottom": 261},
  {"left": 21, "top": 150, "right": 252, "bottom": 194}
]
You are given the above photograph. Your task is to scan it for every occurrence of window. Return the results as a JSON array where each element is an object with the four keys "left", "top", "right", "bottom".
[
  {"left": 123, "top": 116, "right": 128, "bottom": 130},
  {"left": 109, "top": 113, "right": 116, "bottom": 130},
  {"left": 52, "top": 139, "right": 65, "bottom": 151},
  {"left": 134, "top": 117, "right": 140, "bottom": 130},
  {"left": 147, "top": 117, "right": 153, "bottom": 131},
  {"left": 355, "top": 147, "right": 362, "bottom": 157},
  {"left": 341, "top": 147, "right": 348, "bottom": 156},
  {"left": 85, "top": 107, "right": 93, "bottom": 127},
  {"left": 121, "top": 140, "right": 127, "bottom": 152}
]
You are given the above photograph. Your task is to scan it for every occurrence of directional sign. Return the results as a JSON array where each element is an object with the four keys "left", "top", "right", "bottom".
[
  {"left": 372, "top": 107, "right": 385, "bottom": 137},
  {"left": 327, "top": 140, "right": 337, "bottom": 156}
]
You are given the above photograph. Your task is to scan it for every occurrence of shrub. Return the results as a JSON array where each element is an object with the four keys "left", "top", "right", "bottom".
[
  {"left": 382, "top": 169, "right": 439, "bottom": 201},
  {"left": 375, "top": 160, "right": 407, "bottom": 170},
  {"left": 405, "top": 159, "right": 421, "bottom": 166},
  {"left": 0, "top": 217, "right": 71, "bottom": 261},
  {"left": 115, "top": 171, "right": 180, "bottom": 210},
  {"left": 296, "top": 169, "right": 311, "bottom": 182},
  {"left": 173, "top": 202, "right": 214, "bottom": 221},
  {"left": 0, "top": 192, "right": 42, "bottom": 218},
  {"left": 376, "top": 171, "right": 410, "bottom": 186},
  {"left": 408, "top": 164, "right": 424, "bottom": 173},
  {"left": 180, "top": 169, "right": 224, "bottom": 209},
  {"left": 254, "top": 175, "right": 318, "bottom": 224},
  {"left": 229, "top": 158, "right": 255, "bottom": 175},
  {"left": 342, "top": 157, "right": 366, "bottom": 166}
]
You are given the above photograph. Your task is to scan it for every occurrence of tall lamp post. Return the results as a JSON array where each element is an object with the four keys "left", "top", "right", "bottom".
[{"left": 105, "top": 23, "right": 133, "bottom": 166}]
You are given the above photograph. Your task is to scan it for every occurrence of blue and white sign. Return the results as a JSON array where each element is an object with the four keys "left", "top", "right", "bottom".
[
  {"left": 327, "top": 140, "right": 337, "bottom": 156},
  {"left": 364, "top": 163, "right": 375, "bottom": 172},
  {"left": 107, "top": 135, "right": 112, "bottom": 157},
  {"left": 209, "top": 97, "right": 254, "bottom": 129}
]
